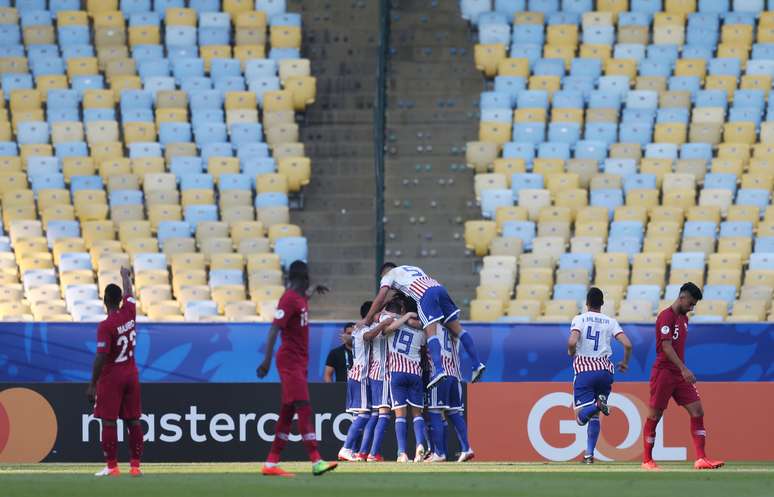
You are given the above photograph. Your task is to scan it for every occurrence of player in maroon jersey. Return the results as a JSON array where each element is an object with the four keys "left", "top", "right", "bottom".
[
  {"left": 256, "top": 260, "right": 337, "bottom": 477},
  {"left": 87, "top": 266, "right": 143, "bottom": 477},
  {"left": 642, "top": 282, "right": 724, "bottom": 471}
]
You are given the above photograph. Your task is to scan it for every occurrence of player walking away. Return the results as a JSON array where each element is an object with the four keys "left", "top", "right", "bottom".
[
  {"left": 382, "top": 299, "right": 428, "bottom": 462},
  {"left": 338, "top": 303, "right": 394, "bottom": 462},
  {"left": 87, "top": 267, "right": 143, "bottom": 477},
  {"left": 361, "top": 263, "right": 486, "bottom": 390},
  {"left": 568, "top": 287, "right": 632, "bottom": 464},
  {"left": 642, "top": 283, "right": 724, "bottom": 471},
  {"left": 426, "top": 324, "right": 475, "bottom": 463},
  {"left": 256, "top": 260, "right": 337, "bottom": 478}
]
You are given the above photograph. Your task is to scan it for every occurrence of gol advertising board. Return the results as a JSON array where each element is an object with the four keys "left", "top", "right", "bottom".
[{"left": 469, "top": 382, "right": 774, "bottom": 461}]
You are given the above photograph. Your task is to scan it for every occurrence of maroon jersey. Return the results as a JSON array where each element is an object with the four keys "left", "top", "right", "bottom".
[
  {"left": 96, "top": 296, "right": 138, "bottom": 374},
  {"left": 653, "top": 306, "right": 688, "bottom": 375},
  {"left": 272, "top": 289, "right": 309, "bottom": 368}
]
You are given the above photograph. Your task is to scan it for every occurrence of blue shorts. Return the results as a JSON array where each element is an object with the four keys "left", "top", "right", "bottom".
[
  {"left": 346, "top": 378, "right": 371, "bottom": 413},
  {"left": 418, "top": 285, "right": 460, "bottom": 328},
  {"left": 370, "top": 377, "right": 391, "bottom": 409},
  {"left": 573, "top": 370, "right": 614, "bottom": 409},
  {"left": 428, "top": 376, "right": 464, "bottom": 411},
  {"left": 390, "top": 372, "right": 424, "bottom": 409}
]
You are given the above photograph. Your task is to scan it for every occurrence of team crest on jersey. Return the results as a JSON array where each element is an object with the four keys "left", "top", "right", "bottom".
[
  {"left": 274, "top": 309, "right": 285, "bottom": 319},
  {"left": 660, "top": 325, "right": 670, "bottom": 335}
]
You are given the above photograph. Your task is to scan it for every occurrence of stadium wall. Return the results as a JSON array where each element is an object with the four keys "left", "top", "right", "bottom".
[{"left": 0, "top": 322, "right": 771, "bottom": 463}]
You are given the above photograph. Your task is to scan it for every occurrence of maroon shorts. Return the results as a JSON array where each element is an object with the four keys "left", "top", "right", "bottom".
[
  {"left": 278, "top": 366, "right": 309, "bottom": 404},
  {"left": 94, "top": 368, "right": 142, "bottom": 421},
  {"left": 649, "top": 367, "right": 700, "bottom": 410}
]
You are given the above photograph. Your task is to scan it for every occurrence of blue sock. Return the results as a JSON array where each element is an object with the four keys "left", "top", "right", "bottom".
[
  {"left": 586, "top": 417, "right": 601, "bottom": 457},
  {"left": 448, "top": 411, "right": 470, "bottom": 452},
  {"left": 459, "top": 330, "right": 481, "bottom": 366},
  {"left": 395, "top": 416, "right": 407, "bottom": 455},
  {"left": 425, "top": 416, "right": 435, "bottom": 454},
  {"left": 427, "top": 336, "right": 444, "bottom": 374},
  {"left": 578, "top": 404, "right": 599, "bottom": 425},
  {"left": 428, "top": 412, "right": 446, "bottom": 457},
  {"left": 413, "top": 416, "right": 427, "bottom": 447},
  {"left": 442, "top": 419, "right": 449, "bottom": 456},
  {"left": 344, "top": 413, "right": 370, "bottom": 450},
  {"left": 358, "top": 412, "right": 378, "bottom": 454},
  {"left": 370, "top": 414, "right": 390, "bottom": 457}
]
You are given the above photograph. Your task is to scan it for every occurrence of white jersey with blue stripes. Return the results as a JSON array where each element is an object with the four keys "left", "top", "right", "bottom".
[
  {"left": 387, "top": 323, "right": 426, "bottom": 376},
  {"left": 368, "top": 313, "right": 390, "bottom": 381},
  {"left": 348, "top": 324, "right": 372, "bottom": 382},
  {"left": 380, "top": 265, "right": 441, "bottom": 302},
  {"left": 570, "top": 311, "right": 623, "bottom": 374}
]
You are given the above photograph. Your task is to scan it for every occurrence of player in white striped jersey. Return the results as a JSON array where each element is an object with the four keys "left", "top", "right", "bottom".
[
  {"left": 364, "top": 307, "right": 392, "bottom": 462},
  {"left": 361, "top": 263, "right": 486, "bottom": 390},
  {"left": 338, "top": 303, "right": 394, "bottom": 462},
  {"left": 425, "top": 325, "right": 474, "bottom": 462},
  {"left": 568, "top": 287, "right": 632, "bottom": 464},
  {"left": 382, "top": 299, "right": 428, "bottom": 463}
]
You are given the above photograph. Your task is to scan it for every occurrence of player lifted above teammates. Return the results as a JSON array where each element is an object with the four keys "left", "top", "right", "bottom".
[
  {"left": 361, "top": 263, "right": 485, "bottom": 389},
  {"left": 88, "top": 267, "right": 143, "bottom": 477},
  {"left": 256, "top": 261, "right": 337, "bottom": 477},
  {"left": 568, "top": 287, "right": 632, "bottom": 464},
  {"left": 642, "top": 283, "right": 724, "bottom": 471}
]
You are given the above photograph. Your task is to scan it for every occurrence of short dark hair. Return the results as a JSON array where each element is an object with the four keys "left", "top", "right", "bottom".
[
  {"left": 586, "top": 287, "right": 604, "bottom": 309},
  {"left": 400, "top": 294, "right": 417, "bottom": 313},
  {"left": 680, "top": 282, "right": 703, "bottom": 301},
  {"left": 359, "top": 301, "right": 372, "bottom": 319},
  {"left": 288, "top": 260, "right": 309, "bottom": 282},
  {"left": 385, "top": 298, "right": 403, "bottom": 314},
  {"left": 380, "top": 262, "right": 397, "bottom": 274},
  {"left": 104, "top": 284, "right": 122, "bottom": 308},
  {"left": 344, "top": 322, "right": 355, "bottom": 330}
]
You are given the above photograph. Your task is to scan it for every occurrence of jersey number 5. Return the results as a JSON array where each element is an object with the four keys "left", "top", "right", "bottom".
[
  {"left": 392, "top": 330, "right": 414, "bottom": 354},
  {"left": 586, "top": 326, "right": 600, "bottom": 352},
  {"left": 115, "top": 330, "right": 137, "bottom": 363}
]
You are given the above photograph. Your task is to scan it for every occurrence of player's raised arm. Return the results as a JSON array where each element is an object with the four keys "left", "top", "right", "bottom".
[
  {"left": 385, "top": 312, "right": 417, "bottom": 334},
  {"left": 120, "top": 266, "right": 133, "bottom": 298},
  {"left": 257, "top": 323, "right": 281, "bottom": 378},
  {"left": 615, "top": 332, "right": 633, "bottom": 372},
  {"left": 363, "top": 316, "right": 394, "bottom": 341},
  {"left": 361, "top": 286, "right": 391, "bottom": 326}
]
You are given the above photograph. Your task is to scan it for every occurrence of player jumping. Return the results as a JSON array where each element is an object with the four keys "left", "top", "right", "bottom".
[
  {"left": 256, "top": 260, "right": 337, "bottom": 477},
  {"left": 426, "top": 324, "right": 475, "bottom": 462},
  {"left": 87, "top": 267, "right": 143, "bottom": 477},
  {"left": 642, "top": 283, "right": 724, "bottom": 471},
  {"left": 568, "top": 287, "right": 632, "bottom": 464},
  {"left": 361, "top": 263, "right": 486, "bottom": 390}
]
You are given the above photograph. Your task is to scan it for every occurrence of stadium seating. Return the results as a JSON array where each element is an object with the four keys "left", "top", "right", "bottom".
[
  {"left": 465, "top": 0, "right": 774, "bottom": 322},
  {"left": 0, "top": 1, "right": 314, "bottom": 322}
]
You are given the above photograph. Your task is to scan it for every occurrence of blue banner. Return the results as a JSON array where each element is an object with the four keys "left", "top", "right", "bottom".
[{"left": 0, "top": 322, "right": 771, "bottom": 383}]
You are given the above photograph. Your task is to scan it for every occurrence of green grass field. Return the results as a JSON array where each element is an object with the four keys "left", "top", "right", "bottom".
[{"left": 2, "top": 462, "right": 773, "bottom": 497}]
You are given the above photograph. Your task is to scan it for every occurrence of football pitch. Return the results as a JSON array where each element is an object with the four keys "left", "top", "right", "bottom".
[{"left": 2, "top": 462, "right": 773, "bottom": 497}]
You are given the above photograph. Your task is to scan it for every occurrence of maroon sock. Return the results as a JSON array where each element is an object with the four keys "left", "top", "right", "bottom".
[
  {"left": 128, "top": 423, "right": 144, "bottom": 467},
  {"left": 267, "top": 403, "right": 295, "bottom": 464},
  {"left": 101, "top": 424, "right": 118, "bottom": 469},
  {"left": 296, "top": 403, "right": 321, "bottom": 462},
  {"left": 690, "top": 416, "right": 706, "bottom": 459},
  {"left": 642, "top": 417, "right": 658, "bottom": 462}
]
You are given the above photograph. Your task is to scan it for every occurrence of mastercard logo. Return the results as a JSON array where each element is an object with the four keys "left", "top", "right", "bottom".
[{"left": 0, "top": 388, "right": 58, "bottom": 463}]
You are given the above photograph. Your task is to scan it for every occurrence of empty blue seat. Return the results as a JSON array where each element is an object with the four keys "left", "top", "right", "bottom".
[
  {"left": 57, "top": 25, "right": 89, "bottom": 45},
  {"left": 128, "top": 142, "right": 162, "bottom": 158},
  {"left": 749, "top": 253, "right": 774, "bottom": 270},
  {"left": 729, "top": 107, "right": 762, "bottom": 127},
  {"left": 481, "top": 108, "right": 512, "bottom": 123},
  {"left": 50, "top": 0, "right": 80, "bottom": 13},
  {"left": 604, "top": 158, "right": 637, "bottom": 177},
  {"left": 553, "top": 284, "right": 587, "bottom": 305},
  {"left": 516, "top": 90, "right": 549, "bottom": 110},
  {"left": 109, "top": 190, "right": 144, "bottom": 206},
  {"left": 72, "top": 76, "right": 105, "bottom": 94},
  {"left": 668, "top": 76, "right": 702, "bottom": 97},
  {"left": 623, "top": 173, "right": 657, "bottom": 194},
  {"left": 695, "top": 90, "right": 728, "bottom": 110},
  {"left": 686, "top": 27, "right": 719, "bottom": 48},
  {"left": 494, "top": 0, "right": 527, "bottom": 18},
  {"left": 588, "top": 90, "right": 621, "bottom": 110},
  {"left": 0, "top": 142, "right": 17, "bottom": 156},
  {"left": 680, "top": 142, "right": 713, "bottom": 160},
  {"left": 61, "top": 44, "right": 94, "bottom": 61},
  {"left": 47, "top": 89, "right": 80, "bottom": 110},
  {"left": 180, "top": 173, "right": 214, "bottom": 190},
  {"left": 270, "top": 12, "right": 302, "bottom": 26},
  {"left": 55, "top": 141, "right": 88, "bottom": 158},
  {"left": 168, "top": 46, "right": 198, "bottom": 59},
  {"left": 590, "top": 189, "right": 623, "bottom": 218},
  {"left": 511, "top": 173, "right": 543, "bottom": 200},
  {"left": 626, "top": 285, "right": 661, "bottom": 304},
  {"left": 709, "top": 57, "right": 741, "bottom": 77},
  {"left": 512, "top": 123, "right": 545, "bottom": 144},
  {"left": 725, "top": 11, "right": 758, "bottom": 22},
  {"left": 733, "top": 89, "right": 765, "bottom": 110},
  {"left": 703, "top": 173, "right": 737, "bottom": 193},
  {"left": 254, "top": 192, "right": 288, "bottom": 208},
  {"left": 0, "top": 45, "right": 24, "bottom": 57},
  {"left": 138, "top": 58, "right": 171, "bottom": 79},
  {"left": 584, "top": 123, "right": 618, "bottom": 145},
  {"left": 132, "top": 44, "right": 164, "bottom": 59},
  {"left": 638, "top": 58, "right": 672, "bottom": 77},
  {"left": 683, "top": 221, "right": 717, "bottom": 239},
  {"left": 537, "top": 142, "right": 570, "bottom": 160},
  {"left": 192, "top": 109, "right": 225, "bottom": 127},
  {"left": 159, "top": 122, "right": 192, "bottom": 145},
  {"left": 492, "top": 76, "right": 525, "bottom": 106},
  {"left": 698, "top": 0, "right": 729, "bottom": 12},
  {"left": 219, "top": 174, "right": 251, "bottom": 191},
  {"left": 245, "top": 59, "right": 278, "bottom": 80},
  {"left": 27, "top": 157, "right": 60, "bottom": 177},
  {"left": 48, "top": 108, "right": 80, "bottom": 124},
  {"left": 230, "top": 123, "right": 263, "bottom": 148},
  {"left": 274, "top": 236, "right": 308, "bottom": 269},
  {"left": 583, "top": 26, "right": 614, "bottom": 45},
  {"left": 571, "top": 57, "right": 601, "bottom": 78},
  {"left": 70, "top": 176, "right": 104, "bottom": 195},
  {"left": 170, "top": 157, "right": 204, "bottom": 178},
  {"left": 185, "top": 205, "right": 218, "bottom": 227},
  {"left": 558, "top": 252, "right": 593, "bottom": 273},
  {"left": 30, "top": 57, "right": 64, "bottom": 78},
  {"left": 527, "top": 0, "right": 559, "bottom": 13},
  {"left": 209, "top": 269, "right": 243, "bottom": 287},
  {"left": 671, "top": 252, "right": 705, "bottom": 269},
  {"left": 122, "top": 108, "right": 154, "bottom": 123},
  {"left": 201, "top": 142, "right": 233, "bottom": 161},
  {"left": 238, "top": 143, "right": 270, "bottom": 160},
  {"left": 614, "top": 44, "right": 646, "bottom": 62},
  {"left": 619, "top": 11, "right": 650, "bottom": 26},
  {"left": 645, "top": 143, "right": 678, "bottom": 160},
  {"left": 512, "top": 24, "right": 544, "bottom": 45},
  {"left": 503, "top": 142, "right": 535, "bottom": 164},
  {"left": 574, "top": 141, "right": 607, "bottom": 163},
  {"left": 157, "top": 221, "right": 192, "bottom": 244},
  {"left": 552, "top": 90, "right": 583, "bottom": 109},
  {"left": 211, "top": 58, "right": 241, "bottom": 80},
  {"left": 194, "top": 123, "right": 228, "bottom": 146},
  {"left": 213, "top": 76, "right": 245, "bottom": 92},
  {"left": 703, "top": 285, "right": 736, "bottom": 304},
  {"left": 606, "top": 236, "right": 642, "bottom": 256},
  {"left": 129, "top": 11, "right": 159, "bottom": 26},
  {"left": 480, "top": 91, "right": 513, "bottom": 110},
  {"left": 83, "top": 108, "right": 116, "bottom": 122},
  {"left": 181, "top": 76, "right": 213, "bottom": 93},
  {"left": 610, "top": 221, "right": 644, "bottom": 241},
  {"left": 562, "top": 75, "right": 595, "bottom": 98},
  {"left": 547, "top": 122, "right": 580, "bottom": 145},
  {"left": 621, "top": 108, "right": 656, "bottom": 125},
  {"left": 755, "top": 237, "right": 774, "bottom": 253},
  {"left": 480, "top": 23, "right": 511, "bottom": 46},
  {"left": 189, "top": 90, "right": 224, "bottom": 110},
  {"left": 172, "top": 57, "right": 205, "bottom": 82},
  {"left": 533, "top": 58, "right": 565, "bottom": 77},
  {"left": 560, "top": 0, "right": 591, "bottom": 13},
  {"left": 242, "top": 157, "right": 276, "bottom": 180},
  {"left": 269, "top": 48, "right": 301, "bottom": 61},
  {"left": 165, "top": 26, "right": 196, "bottom": 46},
  {"left": 481, "top": 189, "right": 513, "bottom": 218},
  {"left": 719, "top": 221, "right": 753, "bottom": 238},
  {"left": 501, "top": 220, "right": 536, "bottom": 250},
  {"left": 46, "top": 220, "right": 79, "bottom": 247},
  {"left": 17, "top": 122, "right": 49, "bottom": 145},
  {"left": 618, "top": 122, "right": 653, "bottom": 146},
  {"left": 30, "top": 173, "right": 65, "bottom": 192},
  {"left": 736, "top": 189, "right": 770, "bottom": 213},
  {"left": 682, "top": 45, "right": 714, "bottom": 60},
  {"left": 198, "top": 26, "right": 230, "bottom": 46},
  {"left": 646, "top": 44, "right": 679, "bottom": 65},
  {"left": 120, "top": 90, "right": 153, "bottom": 112},
  {"left": 20, "top": 10, "right": 51, "bottom": 28},
  {"left": 2, "top": 74, "right": 33, "bottom": 95}
]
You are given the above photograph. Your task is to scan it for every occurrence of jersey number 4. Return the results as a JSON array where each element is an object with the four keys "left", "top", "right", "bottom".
[
  {"left": 392, "top": 329, "right": 414, "bottom": 354},
  {"left": 115, "top": 330, "right": 137, "bottom": 363},
  {"left": 586, "top": 326, "right": 600, "bottom": 352}
]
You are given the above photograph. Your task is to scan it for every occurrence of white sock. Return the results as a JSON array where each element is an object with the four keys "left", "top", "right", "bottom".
[{"left": 264, "top": 462, "right": 277, "bottom": 468}]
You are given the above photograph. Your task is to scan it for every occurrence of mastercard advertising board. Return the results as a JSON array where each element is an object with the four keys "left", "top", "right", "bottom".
[{"left": 469, "top": 382, "right": 774, "bottom": 461}]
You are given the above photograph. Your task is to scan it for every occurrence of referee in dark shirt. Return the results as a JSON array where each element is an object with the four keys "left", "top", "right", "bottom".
[{"left": 324, "top": 322, "right": 354, "bottom": 382}]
